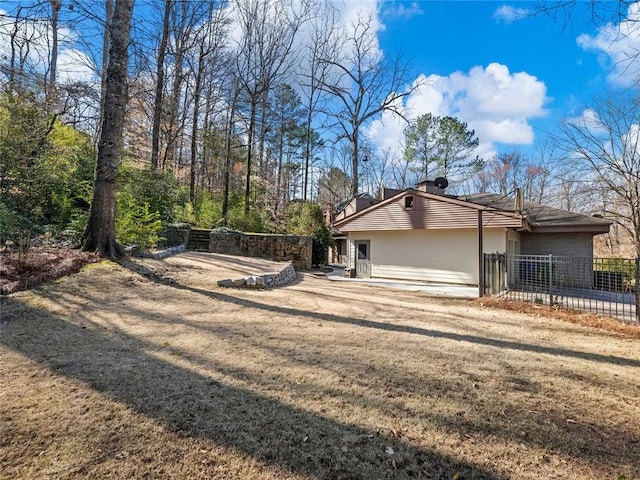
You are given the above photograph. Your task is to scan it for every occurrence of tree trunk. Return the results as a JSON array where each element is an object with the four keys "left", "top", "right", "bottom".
[
  {"left": 47, "top": 0, "right": 61, "bottom": 112},
  {"left": 351, "top": 131, "right": 359, "bottom": 196},
  {"left": 81, "top": 0, "right": 133, "bottom": 258},
  {"left": 303, "top": 109, "right": 312, "bottom": 201},
  {"left": 275, "top": 111, "right": 284, "bottom": 216},
  {"left": 8, "top": 9, "right": 22, "bottom": 91},
  {"left": 222, "top": 80, "right": 239, "bottom": 227},
  {"left": 163, "top": 0, "right": 187, "bottom": 171},
  {"left": 244, "top": 97, "right": 257, "bottom": 214},
  {"left": 189, "top": 44, "right": 205, "bottom": 204},
  {"left": 98, "top": 0, "right": 114, "bottom": 141},
  {"left": 151, "top": 0, "right": 171, "bottom": 170}
]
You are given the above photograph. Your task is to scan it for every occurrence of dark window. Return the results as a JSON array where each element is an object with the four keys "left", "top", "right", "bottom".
[
  {"left": 357, "top": 243, "right": 368, "bottom": 260},
  {"left": 404, "top": 195, "right": 414, "bottom": 209}
]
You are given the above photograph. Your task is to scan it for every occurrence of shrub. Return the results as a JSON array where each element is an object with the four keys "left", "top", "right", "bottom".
[
  {"left": 227, "top": 207, "right": 265, "bottom": 233},
  {"left": 116, "top": 192, "right": 162, "bottom": 250},
  {"left": 285, "top": 202, "right": 323, "bottom": 236},
  {"left": 118, "top": 163, "right": 179, "bottom": 223},
  {"left": 312, "top": 224, "right": 334, "bottom": 266},
  {"left": 173, "top": 192, "right": 221, "bottom": 229}
]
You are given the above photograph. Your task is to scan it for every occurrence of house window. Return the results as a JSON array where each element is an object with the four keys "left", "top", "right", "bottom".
[
  {"left": 357, "top": 242, "right": 368, "bottom": 260},
  {"left": 404, "top": 195, "right": 414, "bottom": 209}
]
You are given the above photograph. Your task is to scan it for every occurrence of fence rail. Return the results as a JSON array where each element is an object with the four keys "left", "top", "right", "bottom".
[{"left": 484, "top": 254, "right": 640, "bottom": 323}]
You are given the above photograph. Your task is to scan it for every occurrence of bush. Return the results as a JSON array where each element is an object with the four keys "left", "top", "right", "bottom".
[
  {"left": 116, "top": 192, "right": 162, "bottom": 250},
  {"left": 59, "top": 210, "right": 89, "bottom": 246},
  {"left": 227, "top": 207, "right": 265, "bottom": 233},
  {"left": 0, "top": 95, "right": 96, "bottom": 245},
  {"left": 312, "top": 224, "right": 334, "bottom": 266},
  {"left": 285, "top": 202, "right": 323, "bottom": 236},
  {"left": 173, "top": 192, "right": 221, "bottom": 229},
  {"left": 283, "top": 202, "right": 332, "bottom": 266},
  {"left": 118, "top": 163, "right": 179, "bottom": 223}
]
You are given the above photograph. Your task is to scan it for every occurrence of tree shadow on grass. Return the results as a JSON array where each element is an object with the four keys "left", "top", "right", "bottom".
[
  {"left": 122, "top": 258, "right": 640, "bottom": 369},
  {"left": 1, "top": 295, "right": 504, "bottom": 480}
]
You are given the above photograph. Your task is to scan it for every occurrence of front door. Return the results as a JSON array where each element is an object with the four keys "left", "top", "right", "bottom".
[{"left": 354, "top": 240, "right": 371, "bottom": 278}]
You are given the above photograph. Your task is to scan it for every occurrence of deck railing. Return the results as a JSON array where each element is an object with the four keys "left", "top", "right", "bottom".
[{"left": 484, "top": 253, "right": 639, "bottom": 323}]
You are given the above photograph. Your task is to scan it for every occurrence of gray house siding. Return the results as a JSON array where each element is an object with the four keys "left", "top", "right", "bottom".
[
  {"left": 521, "top": 232, "right": 593, "bottom": 257},
  {"left": 519, "top": 232, "right": 595, "bottom": 288}
]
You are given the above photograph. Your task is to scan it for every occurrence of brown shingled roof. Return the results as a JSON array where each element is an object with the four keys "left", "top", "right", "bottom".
[{"left": 457, "top": 193, "right": 612, "bottom": 233}]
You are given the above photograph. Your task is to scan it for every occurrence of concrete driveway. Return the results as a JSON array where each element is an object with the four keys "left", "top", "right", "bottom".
[{"left": 322, "top": 266, "right": 478, "bottom": 298}]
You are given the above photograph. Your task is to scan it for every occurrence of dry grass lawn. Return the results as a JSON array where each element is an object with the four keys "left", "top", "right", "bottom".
[{"left": 1, "top": 252, "right": 639, "bottom": 479}]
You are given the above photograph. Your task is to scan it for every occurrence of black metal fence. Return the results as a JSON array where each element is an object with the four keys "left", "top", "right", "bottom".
[{"left": 484, "top": 254, "right": 640, "bottom": 323}]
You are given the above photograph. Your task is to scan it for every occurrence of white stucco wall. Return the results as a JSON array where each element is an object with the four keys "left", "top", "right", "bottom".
[{"left": 347, "top": 228, "right": 507, "bottom": 285}]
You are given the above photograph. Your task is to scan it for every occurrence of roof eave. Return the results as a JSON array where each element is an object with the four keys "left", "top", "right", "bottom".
[
  {"left": 332, "top": 188, "right": 524, "bottom": 229},
  {"left": 528, "top": 224, "right": 611, "bottom": 234}
]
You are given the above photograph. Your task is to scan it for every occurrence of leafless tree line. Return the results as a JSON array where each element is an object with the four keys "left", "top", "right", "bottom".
[{"left": 3, "top": 0, "right": 640, "bottom": 256}]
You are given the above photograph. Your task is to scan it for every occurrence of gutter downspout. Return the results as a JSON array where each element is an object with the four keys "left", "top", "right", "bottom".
[{"left": 478, "top": 210, "right": 484, "bottom": 297}]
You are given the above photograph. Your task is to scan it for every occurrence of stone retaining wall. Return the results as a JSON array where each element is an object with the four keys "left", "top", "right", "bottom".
[
  {"left": 164, "top": 227, "right": 190, "bottom": 247},
  {"left": 138, "top": 244, "right": 187, "bottom": 260},
  {"left": 209, "top": 231, "right": 312, "bottom": 271},
  {"left": 217, "top": 261, "right": 297, "bottom": 289}
]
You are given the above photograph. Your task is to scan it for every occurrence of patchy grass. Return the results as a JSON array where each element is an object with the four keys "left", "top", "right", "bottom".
[{"left": 1, "top": 253, "right": 639, "bottom": 479}]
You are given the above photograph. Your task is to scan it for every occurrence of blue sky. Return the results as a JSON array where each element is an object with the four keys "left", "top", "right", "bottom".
[
  {"left": 1, "top": 0, "right": 636, "bottom": 163},
  {"left": 363, "top": 0, "right": 635, "bottom": 160}
]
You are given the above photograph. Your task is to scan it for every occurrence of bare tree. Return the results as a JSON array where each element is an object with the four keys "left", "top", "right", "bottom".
[
  {"left": 187, "top": 3, "right": 227, "bottom": 203},
  {"left": 555, "top": 93, "right": 640, "bottom": 255},
  {"left": 534, "top": 1, "right": 633, "bottom": 29},
  {"left": 221, "top": 75, "right": 242, "bottom": 226},
  {"left": 232, "top": 0, "right": 310, "bottom": 214},
  {"left": 389, "top": 148, "right": 412, "bottom": 190},
  {"left": 162, "top": 0, "right": 203, "bottom": 170},
  {"left": 99, "top": 0, "right": 115, "bottom": 136},
  {"left": 46, "top": 0, "right": 61, "bottom": 111},
  {"left": 81, "top": 0, "right": 134, "bottom": 257},
  {"left": 316, "top": 12, "right": 419, "bottom": 197},
  {"left": 150, "top": 0, "right": 171, "bottom": 170},
  {"left": 532, "top": 1, "right": 640, "bottom": 85},
  {"left": 6, "top": 6, "right": 44, "bottom": 92},
  {"left": 298, "top": 0, "right": 338, "bottom": 201},
  {"left": 361, "top": 146, "right": 392, "bottom": 199}
]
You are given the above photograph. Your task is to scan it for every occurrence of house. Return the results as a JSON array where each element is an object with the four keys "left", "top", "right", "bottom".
[
  {"left": 327, "top": 193, "right": 376, "bottom": 265},
  {"left": 330, "top": 181, "right": 611, "bottom": 286}
]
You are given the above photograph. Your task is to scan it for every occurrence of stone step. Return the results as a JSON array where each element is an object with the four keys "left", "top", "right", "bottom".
[{"left": 187, "top": 229, "right": 211, "bottom": 251}]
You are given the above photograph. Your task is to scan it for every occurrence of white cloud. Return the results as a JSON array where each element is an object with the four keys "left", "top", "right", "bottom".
[
  {"left": 623, "top": 123, "right": 640, "bottom": 151},
  {"left": 57, "top": 49, "right": 97, "bottom": 84},
  {"left": 565, "top": 108, "right": 607, "bottom": 134},
  {"left": 493, "top": 5, "right": 530, "bottom": 23},
  {"left": 225, "top": 0, "right": 384, "bottom": 85},
  {"left": 0, "top": 8, "right": 96, "bottom": 85},
  {"left": 381, "top": 1, "right": 424, "bottom": 20},
  {"left": 577, "top": 1, "right": 640, "bottom": 86},
  {"left": 331, "top": 0, "right": 384, "bottom": 59},
  {"left": 365, "top": 63, "right": 549, "bottom": 160}
]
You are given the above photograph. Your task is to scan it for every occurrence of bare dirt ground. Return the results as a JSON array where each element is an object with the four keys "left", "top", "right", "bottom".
[{"left": 1, "top": 251, "right": 639, "bottom": 479}]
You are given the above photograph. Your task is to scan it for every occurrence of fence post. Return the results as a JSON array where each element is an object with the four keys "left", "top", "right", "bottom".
[
  {"left": 636, "top": 257, "right": 640, "bottom": 323},
  {"left": 548, "top": 254, "right": 553, "bottom": 307}
]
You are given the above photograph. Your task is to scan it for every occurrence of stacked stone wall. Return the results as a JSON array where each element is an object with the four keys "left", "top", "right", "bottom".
[
  {"left": 217, "top": 261, "right": 297, "bottom": 289},
  {"left": 164, "top": 227, "right": 190, "bottom": 247},
  {"left": 209, "top": 231, "right": 312, "bottom": 271}
]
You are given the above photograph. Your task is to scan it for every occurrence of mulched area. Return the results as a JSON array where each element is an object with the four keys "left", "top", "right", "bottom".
[
  {"left": 475, "top": 296, "right": 640, "bottom": 339},
  {"left": 0, "top": 248, "right": 99, "bottom": 295}
]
